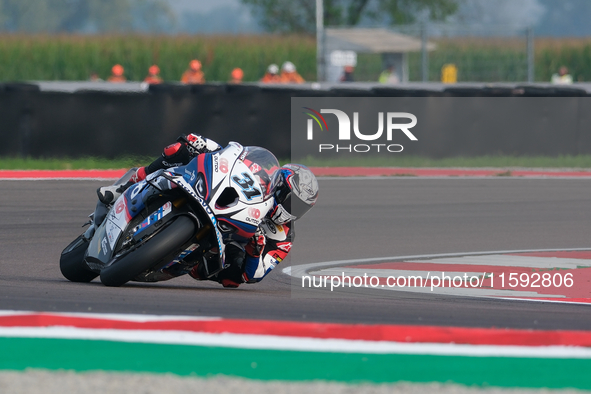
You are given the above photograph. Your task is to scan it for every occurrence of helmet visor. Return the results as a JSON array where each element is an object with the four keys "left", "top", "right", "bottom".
[{"left": 282, "top": 193, "right": 313, "bottom": 219}]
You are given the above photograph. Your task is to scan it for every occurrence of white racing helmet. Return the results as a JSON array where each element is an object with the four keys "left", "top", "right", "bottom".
[
  {"left": 267, "top": 64, "right": 279, "bottom": 75},
  {"left": 282, "top": 61, "right": 296, "bottom": 73},
  {"left": 270, "top": 164, "right": 319, "bottom": 224}
]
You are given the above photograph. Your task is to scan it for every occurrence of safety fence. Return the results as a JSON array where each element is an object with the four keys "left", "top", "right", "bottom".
[{"left": 1, "top": 82, "right": 590, "bottom": 160}]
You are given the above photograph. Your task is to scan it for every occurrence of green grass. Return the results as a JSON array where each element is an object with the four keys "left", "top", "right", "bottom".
[
  {"left": 0, "top": 156, "right": 154, "bottom": 170},
  {"left": 0, "top": 34, "right": 317, "bottom": 83},
  {"left": 3, "top": 338, "right": 591, "bottom": 389},
  {"left": 3, "top": 34, "right": 591, "bottom": 83},
  {"left": 294, "top": 155, "right": 591, "bottom": 169},
  {"left": 3, "top": 155, "right": 591, "bottom": 170}
]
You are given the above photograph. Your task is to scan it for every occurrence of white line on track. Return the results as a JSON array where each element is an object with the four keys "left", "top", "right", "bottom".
[
  {"left": 379, "top": 286, "right": 565, "bottom": 298},
  {"left": 406, "top": 255, "right": 591, "bottom": 269},
  {"left": 0, "top": 310, "right": 221, "bottom": 322},
  {"left": 308, "top": 268, "right": 484, "bottom": 278},
  {"left": 284, "top": 248, "right": 591, "bottom": 304},
  {"left": 283, "top": 248, "right": 591, "bottom": 278},
  {"left": 2, "top": 327, "right": 591, "bottom": 358}
]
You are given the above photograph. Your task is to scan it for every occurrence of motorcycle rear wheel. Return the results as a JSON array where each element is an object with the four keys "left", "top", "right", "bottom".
[
  {"left": 60, "top": 235, "right": 98, "bottom": 282},
  {"left": 99, "top": 215, "right": 195, "bottom": 287}
]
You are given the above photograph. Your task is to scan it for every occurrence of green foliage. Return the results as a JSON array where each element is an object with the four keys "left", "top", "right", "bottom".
[
  {"left": 355, "top": 38, "right": 591, "bottom": 83},
  {"left": 0, "top": 156, "right": 155, "bottom": 170},
  {"left": 376, "top": 0, "right": 459, "bottom": 25},
  {"left": 240, "top": 0, "right": 459, "bottom": 33},
  {"left": 4, "top": 155, "right": 591, "bottom": 170},
  {"left": 409, "top": 41, "right": 529, "bottom": 82},
  {"left": 535, "top": 40, "right": 591, "bottom": 83},
  {"left": 2, "top": 35, "right": 591, "bottom": 83},
  {"left": 0, "top": 34, "right": 317, "bottom": 82},
  {"left": 345, "top": 43, "right": 529, "bottom": 83},
  {"left": 297, "top": 154, "right": 591, "bottom": 169},
  {"left": 239, "top": 0, "right": 314, "bottom": 33}
]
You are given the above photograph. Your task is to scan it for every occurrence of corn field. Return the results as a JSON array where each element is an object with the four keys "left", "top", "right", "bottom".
[
  {"left": 0, "top": 34, "right": 317, "bottom": 82},
  {"left": 1, "top": 34, "right": 591, "bottom": 83}
]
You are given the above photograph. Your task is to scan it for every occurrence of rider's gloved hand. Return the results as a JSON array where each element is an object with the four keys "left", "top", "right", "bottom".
[
  {"left": 270, "top": 203, "right": 296, "bottom": 225},
  {"left": 179, "top": 134, "right": 208, "bottom": 155}
]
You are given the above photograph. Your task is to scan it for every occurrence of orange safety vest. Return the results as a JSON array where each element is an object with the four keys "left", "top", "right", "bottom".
[
  {"left": 181, "top": 70, "right": 205, "bottom": 84},
  {"left": 280, "top": 72, "right": 305, "bottom": 84},
  {"left": 107, "top": 75, "right": 126, "bottom": 83},
  {"left": 144, "top": 75, "right": 163, "bottom": 84},
  {"left": 260, "top": 73, "right": 281, "bottom": 83}
]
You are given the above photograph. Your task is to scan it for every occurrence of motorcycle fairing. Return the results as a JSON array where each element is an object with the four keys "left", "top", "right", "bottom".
[
  {"left": 87, "top": 177, "right": 157, "bottom": 259},
  {"left": 160, "top": 171, "right": 226, "bottom": 261},
  {"left": 165, "top": 142, "right": 273, "bottom": 243},
  {"left": 201, "top": 143, "right": 273, "bottom": 242},
  {"left": 132, "top": 201, "right": 173, "bottom": 238}
]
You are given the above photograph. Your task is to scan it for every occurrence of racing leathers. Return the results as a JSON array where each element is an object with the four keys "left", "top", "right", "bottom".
[
  {"left": 211, "top": 214, "right": 294, "bottom": 288},
  {"left": 246, "top": 217, "right": 293, "bottom": 282},
  {"left": 96, "top": 134, "right": 293, "bottom": 288}
]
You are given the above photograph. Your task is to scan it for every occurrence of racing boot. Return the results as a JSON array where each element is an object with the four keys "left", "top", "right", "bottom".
[
  {"left": 190, "top": 268, "right": 240, "bottom": 287},
  {"left": 220, "top": 278, "right": 241, "bottom": 288},
  {"left": 97, "top": 185, "right": 124, "bottom": 205}
]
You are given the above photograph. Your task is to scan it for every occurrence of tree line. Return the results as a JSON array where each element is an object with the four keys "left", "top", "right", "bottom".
[
  {"left": 0, "top": 0, "right": 173, "bottom": 33},
  {"left": 0, "top": 0, "right": 459, "bottom": 34}
]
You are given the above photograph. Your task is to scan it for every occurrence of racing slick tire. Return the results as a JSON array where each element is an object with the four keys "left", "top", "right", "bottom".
[
  {"left": 99, "top": 215, "right": 195, "bottom": 287},
  {"left": 60, "top": 235, "right": 98, "bottom": 282}
]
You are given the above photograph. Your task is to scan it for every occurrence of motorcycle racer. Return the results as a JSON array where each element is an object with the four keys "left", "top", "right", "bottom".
[
  {"left": 197, "top": 162, "right": 319, "bottom": 288},
  {"left": 95, "top": 134, "right": 319, "bottom": 288}
]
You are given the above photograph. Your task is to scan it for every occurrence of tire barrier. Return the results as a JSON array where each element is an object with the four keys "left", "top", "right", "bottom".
[
  {"left": 372, "top": 87, "right": 446, "bottom": 97},
  {"left": 444, "top": 86, "right": 518, "bottom": 97},
  {"left": 517, "top": 85, "right": 588, "bottom": 97},
  {"left": 1, "top": 82, "right": 591, "bottom": 159}
]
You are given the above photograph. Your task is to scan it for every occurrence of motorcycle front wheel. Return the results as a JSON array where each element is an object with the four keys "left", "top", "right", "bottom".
[
  {"left": 99, "top": 215, "right": 196, "bottom": 287},
  {"left": 60, "top": 235, "right": 98, "bottom": 282}
]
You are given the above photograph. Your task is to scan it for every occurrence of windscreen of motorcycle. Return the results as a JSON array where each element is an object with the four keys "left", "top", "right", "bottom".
[
  {"left": 201, "top": 144, "right": 275, "bottom": 241},
  {"left": 241, "top": 146, "right": 281, "bottom": 199}
]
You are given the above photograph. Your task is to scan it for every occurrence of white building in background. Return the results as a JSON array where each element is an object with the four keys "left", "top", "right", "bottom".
[{"left": 323, "top": 28, "right": 436, "bottom": 83}]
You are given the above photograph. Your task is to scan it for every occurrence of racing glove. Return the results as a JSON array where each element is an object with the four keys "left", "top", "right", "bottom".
[{"left": 179, "top": 134, "right": 208, "bottom": 155}]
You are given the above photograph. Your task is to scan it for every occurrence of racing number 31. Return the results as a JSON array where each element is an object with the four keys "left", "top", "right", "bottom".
[{"left": 232, "top": 172, "right": 262, "bottom": 200}]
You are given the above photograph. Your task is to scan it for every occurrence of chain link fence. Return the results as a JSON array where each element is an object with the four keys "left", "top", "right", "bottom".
[{"left": 349, "top": 24, "right": 535, "bottom": 83}]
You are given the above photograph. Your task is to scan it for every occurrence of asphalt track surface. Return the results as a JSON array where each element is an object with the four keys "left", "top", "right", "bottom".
[{"left": 2, "top": 178, "right": 591, "bottom": 331}]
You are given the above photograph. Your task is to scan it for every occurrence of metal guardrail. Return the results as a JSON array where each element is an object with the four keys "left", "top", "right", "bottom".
[{"left": 25, "top": 81, "right": 591, "bottom": 95}]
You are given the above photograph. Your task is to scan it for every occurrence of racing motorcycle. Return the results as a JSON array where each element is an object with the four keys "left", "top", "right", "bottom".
[{"left": 60, "top": 142, "right": 278, "bottom": 287}]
